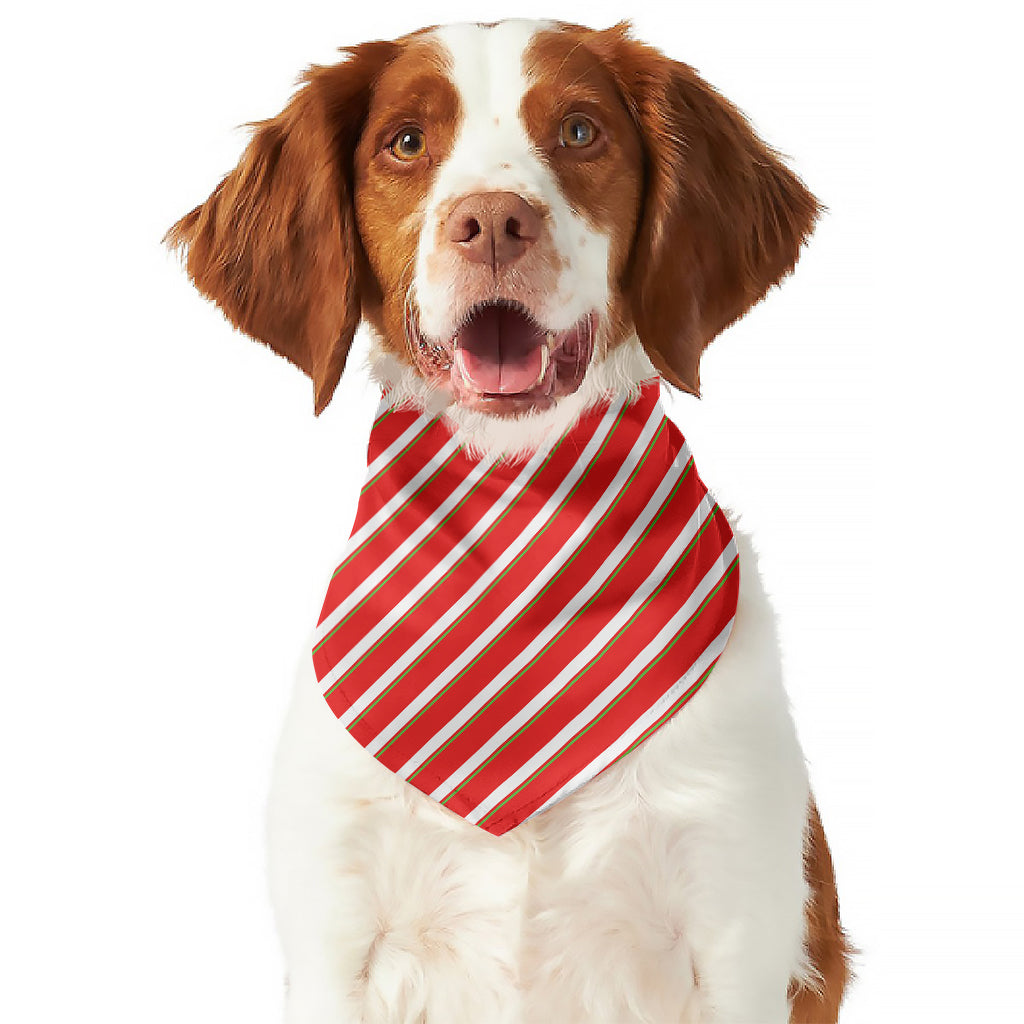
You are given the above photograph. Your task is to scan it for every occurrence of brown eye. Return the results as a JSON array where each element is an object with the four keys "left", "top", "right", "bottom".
[
  {"left": 389, "top": 126, "right": 427, "bottom": 162},
  {"left": 559, "top": 114, "right": 598, "bottom": 149}
]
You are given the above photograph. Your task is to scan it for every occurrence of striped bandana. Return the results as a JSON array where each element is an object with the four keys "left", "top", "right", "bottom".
[{"left": 312, "top": 381, "right": 739, "bottom": 836}]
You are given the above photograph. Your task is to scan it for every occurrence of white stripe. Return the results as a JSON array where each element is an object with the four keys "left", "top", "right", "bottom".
[
  {"left": 367, "top": 405, "right": 670, "bottom": 756},
  {"left": 392, "top": 436, "right": 692, "bottom": 773},
  {"left": 427, "top": 493, "right": 720, "bottom": 799},
  {"left": 331, "top": 432, "right": 462, "bottom": 576},
  {"left": 318, "top": 439, "right": 553, "bottom": 696},
  {"left": 362, "top": 410, "right": 433, "bottom": 488},
  {"left": 315, "top": 429, "right": 462, "bottom": 646},
  {"left": 463, "top": 538, "right": 739, "bottom": 824},
  {"left": 529, "top": 622, "right": 736, "bottom": 820},
  {"left": 329, "top": 396, "right": 628, "bottom": 720},
  {"left": 315, "top": 454, "right": 498, "bottom": 644}
]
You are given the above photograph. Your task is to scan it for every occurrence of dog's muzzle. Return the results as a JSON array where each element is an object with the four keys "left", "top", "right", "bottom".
[{"left": 411, "top": 299, "right": 594, "bottom": 415}]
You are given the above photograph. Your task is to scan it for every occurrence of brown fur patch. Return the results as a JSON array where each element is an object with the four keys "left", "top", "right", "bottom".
[
  {"left": 168, "top": 19, "right": 820, "bottom": 411},
  {"left": 572, "top": 22, "right": 821, "bottom": 394},
  {"left": 790, "top": 800, "right": 854, "bottom": 1023},
  {"left": 521, "top": 29, "right": 645, "bottom": 354},
  {"left": 165, "top": 40, "right": 402, "bottom": 414},
  {"left": 353, "top": 37, "right": 462, "bottom": 358}
]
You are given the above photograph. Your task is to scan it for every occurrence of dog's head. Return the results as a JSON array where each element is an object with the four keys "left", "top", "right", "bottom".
[{"left": 168, "top": 19, "right": 818, "bottom": 438}]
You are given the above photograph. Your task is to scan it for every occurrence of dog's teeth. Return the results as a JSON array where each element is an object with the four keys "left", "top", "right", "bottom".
[{"left": 537, "top": 343, "right": 550, "bottom": 384}]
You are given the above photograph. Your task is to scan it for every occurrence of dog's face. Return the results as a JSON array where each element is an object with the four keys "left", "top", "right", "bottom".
[
  {"left": 168, "top": 19, "right": 817, "bottom": 423},
  {"left": 354, "top": 21, "right": 644, "bottom": 418}
]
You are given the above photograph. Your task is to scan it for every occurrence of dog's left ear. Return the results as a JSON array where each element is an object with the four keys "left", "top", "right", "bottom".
[
  {"left": 165, "top": 41, "right": 398, "bottom": 414},
  {"left": 588, "top": 24, "right": 820, "bottom": 394}
]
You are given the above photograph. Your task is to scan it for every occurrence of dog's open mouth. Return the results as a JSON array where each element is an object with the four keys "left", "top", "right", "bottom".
[{"left": 412, "top": 300, "right": 594, "bottom": 415}]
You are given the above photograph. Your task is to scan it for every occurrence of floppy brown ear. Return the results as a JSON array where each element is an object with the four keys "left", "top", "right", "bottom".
[
  {"left": 165, "top": 41, "right": 398, "bottom": 414},
  {"left": 588, "top": 25, "right": 820, "bottom": 394}
]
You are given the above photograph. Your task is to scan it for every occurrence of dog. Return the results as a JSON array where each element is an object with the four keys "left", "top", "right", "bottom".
[{"left": 167, "top": 18, "right": 851, "bottom": 1023}]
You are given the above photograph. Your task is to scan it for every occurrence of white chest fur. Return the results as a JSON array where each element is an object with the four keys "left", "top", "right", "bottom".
[{"left": 267, "top": 519, "right": 812, "bottom": 1024}]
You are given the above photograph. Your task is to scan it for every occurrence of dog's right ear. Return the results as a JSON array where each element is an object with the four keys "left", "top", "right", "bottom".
[{"left": 165, "top": 41, "right": 398, "bottom": 414}]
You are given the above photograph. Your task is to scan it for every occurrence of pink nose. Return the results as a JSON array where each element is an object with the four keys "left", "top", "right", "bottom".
[{"left": 445, "top": 191, "right": 542, "bottom": 269}]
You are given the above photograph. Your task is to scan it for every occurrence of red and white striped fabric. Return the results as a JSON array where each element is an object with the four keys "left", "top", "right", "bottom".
[{"left": 312, "top": 381, "right": 739, "bottom": 836}]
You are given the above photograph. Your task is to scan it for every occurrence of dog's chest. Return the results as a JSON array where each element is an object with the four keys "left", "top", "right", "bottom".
[{"left": 309, "top": 383, "right": 740, "bottom": 836}]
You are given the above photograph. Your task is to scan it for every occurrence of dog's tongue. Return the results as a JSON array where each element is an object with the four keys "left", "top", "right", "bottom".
[{"left": 453, "top": 305, "right": 547, "bottom": 394}]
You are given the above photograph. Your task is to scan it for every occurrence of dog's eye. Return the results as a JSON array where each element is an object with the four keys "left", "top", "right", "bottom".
[
  {"left": 559, "top": 114, "right": 598, "bottom": 149},
  {"left": 389, "top": 127, "right": 427, "bottom": 162}
]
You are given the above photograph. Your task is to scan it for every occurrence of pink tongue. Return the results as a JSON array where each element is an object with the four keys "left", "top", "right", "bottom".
[{"left": 455, "top": 305, "right": 547, "bottom": 394}]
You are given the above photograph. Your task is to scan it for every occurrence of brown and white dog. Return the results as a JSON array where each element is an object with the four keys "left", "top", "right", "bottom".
[{"left": 168, "top": 18, "right": 850, "bottom": 1023}]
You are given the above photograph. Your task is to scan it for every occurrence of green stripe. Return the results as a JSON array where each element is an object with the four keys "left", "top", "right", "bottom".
[
  {"left": 359, "top": 418, "right": 432, "bottom": 496},
  {"left": 344, "top": 403, "right": 631, "bottom": 721},
  {"left": 402, "top": 446, "right": 688, "bottom": 776},
  {"left": 477, "top": 556, "right": 737, "bottom": 826},
  {"left": 315, "top": 460, "right": 502, "bottom": 655},
  {"left": 340, "top": 441, "right": 457, "bottom": 580},
  {"left": 315, "top": 450, "right": 461, "bottom": 653},
  {"left": 441, "top": 507, "right": 721, "bottom": 805},
  {"left": 324, "top": 419, "right": 582, "bottom": 700},
  {"left": 619, "top": 662, "right": 717, "bottom": 758}
]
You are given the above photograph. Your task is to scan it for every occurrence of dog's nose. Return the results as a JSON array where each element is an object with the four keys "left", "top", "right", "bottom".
[{"left": 445, "top": 191, "right": 542, "bottom": 269}]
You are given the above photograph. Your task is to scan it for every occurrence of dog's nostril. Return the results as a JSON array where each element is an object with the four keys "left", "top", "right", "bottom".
[{"left": 445, "top": 192, "right": 541, "bottom": 265}]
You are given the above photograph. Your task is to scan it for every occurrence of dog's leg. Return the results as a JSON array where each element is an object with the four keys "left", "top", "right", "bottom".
[
  {"left": 645, "top": 532, "right": 816, "bottom": 1024},
  {"left": 652, "top": 747, "right": 812, "bottom": 1024},
  {"left": 521, "top": 743, "right": 810, "bottom": 1024},
  {"left": 789, "top": 801, "right": 852, "bottom": 1023},
  {"left": 268, "top": 664, "right": 385, "bottom": 1023},
  {"left": 268, "top": 654, "right": 528, "bottom": 1024},
  {"left": 655, "top": 537, "right": 814, "bottom": 1024},
  {"left": 520, "top": 526, "right": 816, "bottom": 1024}
]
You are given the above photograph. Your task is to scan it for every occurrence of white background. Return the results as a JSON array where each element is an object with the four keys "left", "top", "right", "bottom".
[{"left": 2, "top": 1, "right": 1021, "bottom": 1020}]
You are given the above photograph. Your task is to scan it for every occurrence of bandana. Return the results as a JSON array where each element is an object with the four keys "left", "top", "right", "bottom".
[{"left": 312, "top": 381, "right": 739, "bottom": 836}]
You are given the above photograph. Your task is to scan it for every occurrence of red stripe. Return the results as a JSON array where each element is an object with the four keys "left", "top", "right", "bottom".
[
  {"left": 316, "top": 447, "right": 478, "bottom": 635},
  {"left": 345, "top": 404, "right": 650, "bottom": 743},
  {"left": 437, "top": 510, "right": 735, "bottom": 814},
  {"left": 319, "top": 405, "right": 614, "bottom": 712},
  {"left": 364, "top": 405, "right": 421, "bottom": 468},
  {"left": 313, "top": 382, "right": 740, "bottom": 839},
  {"left": 474, "top": 551, "right": 739, "bottom": 834},
  {"left": 379, "top": 465, "right": 702, "bottom": 773},
  {"left": 349, "top": 420, "right": 452, "bottom": 534}
]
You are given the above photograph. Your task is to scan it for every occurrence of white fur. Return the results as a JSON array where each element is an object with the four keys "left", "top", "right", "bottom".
[
  {"left": 414, "top": 20, "right": 613, "bottom": 344},
  {"left": 268, "top": 509, "right": 812, "bottom": 1023},
  {"left": 368, "top": 328, "right": 658, "bottom": 460},
  {"left": 267, "top": 20, "right": 815, "bottom": 1023}
]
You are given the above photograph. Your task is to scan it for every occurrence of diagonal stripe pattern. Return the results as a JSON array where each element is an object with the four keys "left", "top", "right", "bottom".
[{"left": 312, "top": 381, "right": 739, "bottom": 836}]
